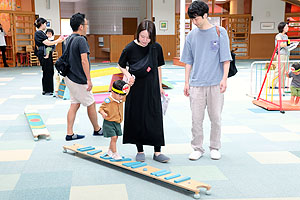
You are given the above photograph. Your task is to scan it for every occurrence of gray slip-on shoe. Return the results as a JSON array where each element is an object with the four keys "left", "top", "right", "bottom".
[
  {"left": 153, "top": 154, "right": 170, "bottom": 163},
  {"left": 136, "top": 153, "right": 145, "bottom": 162}
]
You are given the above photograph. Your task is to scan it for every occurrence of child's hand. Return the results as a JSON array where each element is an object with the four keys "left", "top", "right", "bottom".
[{"left": 101, "top": 112, "right": 108, "bottom": 119}]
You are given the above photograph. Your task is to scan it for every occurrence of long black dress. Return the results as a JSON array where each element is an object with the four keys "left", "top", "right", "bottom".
[
  {"left": 118, "top": 41, "right": 165, "bottom": 147},
  {"left": 34, "top": 30, "right": 54, "bottom": 93}
]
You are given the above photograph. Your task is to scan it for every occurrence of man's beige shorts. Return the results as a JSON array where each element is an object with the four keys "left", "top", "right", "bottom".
[{"left": 65, "top": 76, "right": 95, "bottom": 107}]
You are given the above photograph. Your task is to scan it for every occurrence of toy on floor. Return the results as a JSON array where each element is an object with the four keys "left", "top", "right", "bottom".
[
  {"left": 57, "top": 78, "right": 66, "bottom": 98},
  {"left": 63, "top": 144, "right": 211, "bottom": 199},
  {"left": 24, "top": 110, "right": 50, "bottom": 141}
]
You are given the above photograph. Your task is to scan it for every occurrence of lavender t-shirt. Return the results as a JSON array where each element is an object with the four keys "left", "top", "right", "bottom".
[{"left": 181, "top": 26, "right": 232, "bottom": 87}]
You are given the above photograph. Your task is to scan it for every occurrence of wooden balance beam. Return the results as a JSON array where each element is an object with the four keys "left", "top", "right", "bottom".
[
  {"left": 63, "top": 144, "right": 211, "bottom": 199},
  {"left": 24, "top": 110, "right": 50, "bottom": 141}
]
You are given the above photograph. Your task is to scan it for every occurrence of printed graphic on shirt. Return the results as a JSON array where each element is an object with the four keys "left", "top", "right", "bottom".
[
  {"left": 210, "top": 40, "right": 220, "bottom": 51},
  {"left": 104, "top": 98, "right": 111, "bottom": 103}
]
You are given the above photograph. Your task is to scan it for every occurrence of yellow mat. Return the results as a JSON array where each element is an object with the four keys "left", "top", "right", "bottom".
[
  {"left": 90, "top": 67, "right": 122, "bottom": 78},
  {"left": 92, "top": 85, "right": 110, "bottom": 94}
]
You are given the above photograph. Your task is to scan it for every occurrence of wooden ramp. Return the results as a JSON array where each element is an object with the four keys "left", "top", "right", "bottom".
[
  {"left": 24, "top": 110, "right": 50, "bottom": 141},
  {"left": 63, "top": 144, "right": 211, "bottom": 199},
  {"left": 253, "top": 100, "right": 300, "bottom": 111}
]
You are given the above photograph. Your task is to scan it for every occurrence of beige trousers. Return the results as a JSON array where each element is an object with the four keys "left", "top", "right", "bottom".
[
  {"left": 189, "top": 85, "right": 224, "bottom": 153},
  {"left": 273, "top": 54, "right": 288, "bottom": 87}
]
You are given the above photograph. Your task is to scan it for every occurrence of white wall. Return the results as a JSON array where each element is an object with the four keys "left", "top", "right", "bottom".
[
  {"left": 251, "top": 0, "right": 285, "bottom": 34},
  {"left": 140, "top": 0, "right": 147, "bottom": 21},
  {"left": 146, "top": 0, "right": 152, "bottom": 20},
  {"left": 75, "top": 0, "right": 142, "bottom": 35},
  {"left": 60, "top": 2, "right": 75, "bottom": 19},
  {"left": 153, "top": 0, "right": 175, "bottom": 35},
  {"left": 35, "top": 0, "right": 61, "bottom": 34}
]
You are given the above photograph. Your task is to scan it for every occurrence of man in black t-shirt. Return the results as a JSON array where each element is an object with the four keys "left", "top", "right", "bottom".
[{"left": 64, "top": 13, "right": 102, "bottom": 141}]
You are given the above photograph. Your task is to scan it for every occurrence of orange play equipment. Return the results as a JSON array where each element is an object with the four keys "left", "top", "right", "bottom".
[{"left": 252, "top": 39, "right": 300, "bottom": 113}]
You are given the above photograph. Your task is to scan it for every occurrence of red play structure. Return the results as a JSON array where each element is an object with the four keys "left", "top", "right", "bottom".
[{"left": 252, "top": 39, "right": 300, "bottom": 113}]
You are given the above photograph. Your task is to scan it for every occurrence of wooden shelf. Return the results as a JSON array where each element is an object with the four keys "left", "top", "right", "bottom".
[
  {"left": 16, "top": 39, "right": 34, "bottom": 41},
  {"left": 16, "top": 33, "right": 33, "bottom": 35}
]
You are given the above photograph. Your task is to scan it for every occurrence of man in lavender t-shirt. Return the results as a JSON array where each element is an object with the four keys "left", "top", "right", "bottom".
[{"left": 181, "top": 0, "right": 232, "bottom": 161}]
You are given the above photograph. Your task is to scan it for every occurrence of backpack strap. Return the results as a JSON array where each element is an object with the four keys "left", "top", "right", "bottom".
[
  {"left": 215, "top": 26, "right": 220, "bottom": 37},
  {"left": 63, "top": 35, "right": 79, "bottom": 59}
]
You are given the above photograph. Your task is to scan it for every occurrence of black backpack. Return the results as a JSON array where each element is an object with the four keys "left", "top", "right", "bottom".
[
  {"left": 55, "top": 36, "right": 78, "bottom": 77},
  {"left": 228, "top": 50, "right": 237, "bottom": 77},
  {"left": 216, "top": 26, "right": 238, "bottom": 78}
]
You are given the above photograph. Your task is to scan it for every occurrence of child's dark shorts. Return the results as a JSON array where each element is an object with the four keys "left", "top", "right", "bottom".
[{"left": 102, "top": 120, "right": 122, "bottom": 138}]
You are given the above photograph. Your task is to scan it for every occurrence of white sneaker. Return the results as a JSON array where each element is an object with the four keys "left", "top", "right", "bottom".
[
  {"left": 107, "top": 149, "right": 113, "bottom": 157},
  {"left": 189, "top": 151, "right": 203, "bottom": 160},
  {"left": 112, "top": 152, "right": 122, "bottom": 160},
  {"left": 210, "top": 149, "right": 221, "bottom": 160}
]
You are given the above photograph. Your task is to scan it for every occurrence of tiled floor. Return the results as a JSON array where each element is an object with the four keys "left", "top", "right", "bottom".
[{"left": 1, "top": 61, "right": 300, "bottom": 200}]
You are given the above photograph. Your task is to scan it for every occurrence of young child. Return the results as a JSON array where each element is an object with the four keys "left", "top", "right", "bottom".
[
  {"left": 98, "top": 80, "right": 130, "bottom": 160},
  {"left": 44, "top": 29, "right": 55, "bottom": 59},
  {"left": 286, "top": 63, "right": 300, "bottom": 106}
]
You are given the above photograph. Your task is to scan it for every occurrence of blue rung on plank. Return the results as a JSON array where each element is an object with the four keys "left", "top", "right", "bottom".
[
  {"left": 155, "top": 171, "right": 171, "bottom": 177},
  {"left": 100, "top": 154, "right": 112, "bottom": 160},
  {"left": 77, "top": 146, "right": 95, "bottom": 152},
  {"left": 122, "top": 162, "right": 141, "bottom": 167},
  {"left": 131, "top": 163, "right": 147, "bottom": 169},
  {"left": 174, "top": 176, "right": 191, "bottom": 183},
  {"left": 87, "top": 149, "right": 102, "bottom": 155},
  {"left": 150, "top": 169, "right": 167, "bottom": 176},
  {"left": 77, "top": 146, "right": 93, "bottom": 151},
  {"left": 110, "top": 158, "right": 132, "bottom": 162},
  {"left": 164, "top": 174, "right": 181, "bottom": 180}
]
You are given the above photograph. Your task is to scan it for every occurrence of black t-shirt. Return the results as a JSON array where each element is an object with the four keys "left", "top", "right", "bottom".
[
  {"left": 118, "top": 41, "right": 165, "bottom": 68},
  {"left": 66, "top": 34, "right": 90, "bottom": 84},
  {"left": 34, "top": 30, "right": 48, "bottom": 47}
]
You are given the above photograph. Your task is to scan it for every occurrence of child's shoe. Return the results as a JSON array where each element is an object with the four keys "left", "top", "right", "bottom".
[
  {"left": 112, "top": 152, "right": 122, "bottom": 160},
  {"left": 107, "top": 149, "right": 113, "bottom": 157}
]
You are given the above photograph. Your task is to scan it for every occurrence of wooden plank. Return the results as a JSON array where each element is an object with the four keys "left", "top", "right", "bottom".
[
  {"left": 24, "top": 110, "right": 50, "bottom": 141},
  {"left": 63, "top": 144, "right": 211, "bottom": 197}
]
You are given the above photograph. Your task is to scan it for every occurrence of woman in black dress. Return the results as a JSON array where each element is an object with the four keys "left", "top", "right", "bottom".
[
  {"left": 118, "top": 20, "right": 170, "bottom": 163},
  {"left": 34, "top": 18, "right": 63, "bottom": 95}
]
